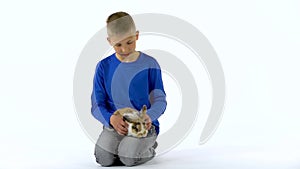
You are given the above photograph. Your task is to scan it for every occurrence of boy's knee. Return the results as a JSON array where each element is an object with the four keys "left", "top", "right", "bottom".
[
  {"left": 118, "top": 146, "right": 155, "bottom": 166},
  {"left": 96, "top": 157, "right": 115, "bottom": 167},
  {"left": 119, "top": 156, "right": 139, "bottom": 167},
  {"left": 118, "top": 145, "right": 142, "bottom": 166},
  {"left": 119, "top": 156, "right": 154, "bottom": 167},
  {"left": 94, "top": 146, "right": 116, "bottom": 167}
]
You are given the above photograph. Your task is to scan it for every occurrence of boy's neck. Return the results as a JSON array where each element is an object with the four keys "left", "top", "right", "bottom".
[{"left": 116, "top": 51, "right": 140, "bottom": 63}]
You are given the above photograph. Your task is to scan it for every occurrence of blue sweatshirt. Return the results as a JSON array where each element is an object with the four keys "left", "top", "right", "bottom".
[{"left": 91, "top": 52, "right": 167, "bottom": 134}]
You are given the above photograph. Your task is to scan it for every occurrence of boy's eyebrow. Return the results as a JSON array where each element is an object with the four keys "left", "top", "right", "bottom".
[
  {"left": 113, "top": 39, "right": 134, "bottom": 46},
  {"left": 110, "top": 35, "right": 135, "bottom": 46}
]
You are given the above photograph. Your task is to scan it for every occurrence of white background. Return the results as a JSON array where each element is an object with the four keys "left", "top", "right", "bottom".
[{"left": 1, "top": 0, "right": 300, "bottom": 169}]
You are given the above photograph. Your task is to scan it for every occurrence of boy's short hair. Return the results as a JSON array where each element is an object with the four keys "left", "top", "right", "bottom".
[{"left": 106, "top": 11, "right": 136, "bottom": 38}]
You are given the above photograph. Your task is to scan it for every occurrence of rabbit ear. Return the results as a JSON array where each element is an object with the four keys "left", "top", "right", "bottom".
[{"left": 140, "top": 105, "right": 147, "bottom": 116}]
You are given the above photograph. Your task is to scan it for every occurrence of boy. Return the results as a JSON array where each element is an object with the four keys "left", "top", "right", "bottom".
[{"left": 91, "top": 11, "right": 167, "bottom": 167}]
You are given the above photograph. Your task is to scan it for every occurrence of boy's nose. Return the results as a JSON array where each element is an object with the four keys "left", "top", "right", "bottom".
[{"left": 121, "top": 47, "right": 128, "bottom": 53}]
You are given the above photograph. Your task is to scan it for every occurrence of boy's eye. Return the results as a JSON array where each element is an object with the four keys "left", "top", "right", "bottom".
[
  {"left": 115, "top": 43, "right": 122, "bottom": 47},
  {"left": 127, "top": 41, "right": 133, "bottom": 45}
]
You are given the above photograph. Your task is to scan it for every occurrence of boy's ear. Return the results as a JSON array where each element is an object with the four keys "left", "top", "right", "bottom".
[
  {"left": 135, "top": 31, "right": 139, "bottom": 40},
  {"left": 107, "top": 37, "right": 113, "bottom": 46}
]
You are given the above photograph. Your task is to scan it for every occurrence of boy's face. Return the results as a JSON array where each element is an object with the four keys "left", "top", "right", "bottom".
[{"left": 108, "top": 31, "right": 139, "bottom": 59}]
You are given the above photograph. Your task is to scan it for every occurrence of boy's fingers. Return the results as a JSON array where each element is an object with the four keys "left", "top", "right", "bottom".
[
  {"left": 146, "top": 122, "right": 152, "bottom": 130},
  {"left": 117, "top": 131, "right": 126, "bottom": 135},
  {"left": 117, "top": 123, "right": 128, "bottom": 135},
  {"left": 121, "top": 120, "right": 129, "bottom": 127},
  {"left": 144, "top": 115, "right": 152, "bottom": 123}
]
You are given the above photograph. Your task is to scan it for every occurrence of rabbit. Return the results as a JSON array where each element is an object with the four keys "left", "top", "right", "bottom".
[{"left": 113, "top": 105, "right": 148, "bottom": 138}]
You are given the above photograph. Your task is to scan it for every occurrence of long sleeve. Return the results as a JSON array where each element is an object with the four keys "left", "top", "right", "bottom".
[
  {"left": 90, "top": 52, "right": 167, "bottom": 134},
  {"left": 147, "top": 67, "right": 167, "bottom": 121},
  {"left": 91, "top": 63, "right": 113, "bottom": 127}
]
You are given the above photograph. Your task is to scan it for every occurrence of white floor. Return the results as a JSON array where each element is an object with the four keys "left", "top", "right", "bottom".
[
  {"left": 4, "top": 145, "right": 298, "bottom": 169},
  {"left": 88, "top": 146, "right": 300, "bottom": 169}
]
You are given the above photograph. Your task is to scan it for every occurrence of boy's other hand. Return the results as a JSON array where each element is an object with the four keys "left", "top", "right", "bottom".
[
  {"left": 110, "top": 114, "right": 128, "bottom": 135},
  {"left": 144, "top": 114, "right": 152, "bottom": 130}
]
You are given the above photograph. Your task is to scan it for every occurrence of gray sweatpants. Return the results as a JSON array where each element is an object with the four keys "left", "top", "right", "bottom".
[{"left": 94, "top": 126, "right": 157, "bottom": 167}]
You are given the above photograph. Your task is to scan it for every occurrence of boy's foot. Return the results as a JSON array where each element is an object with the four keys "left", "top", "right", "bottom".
[{"left": 153, "top": 141, "right": 158, "bottom": 149}]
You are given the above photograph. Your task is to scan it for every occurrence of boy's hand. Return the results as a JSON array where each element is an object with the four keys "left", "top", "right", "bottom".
[
  {"left": 144, "top": 114, "right": 152, "bottom": 130},
  {"left": 110, "top": 114, "right": 128, "bottom": 135}
]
